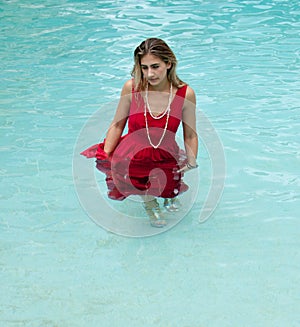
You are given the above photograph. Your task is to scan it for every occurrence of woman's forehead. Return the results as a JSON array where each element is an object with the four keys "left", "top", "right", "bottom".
[{"left": 140, "top": 53, "right": 163, "bottom": 65}]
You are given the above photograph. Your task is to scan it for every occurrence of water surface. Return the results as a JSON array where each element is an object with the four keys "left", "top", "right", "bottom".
[{"left": 1, "top": 0, "right": 299, "bottom": 326}]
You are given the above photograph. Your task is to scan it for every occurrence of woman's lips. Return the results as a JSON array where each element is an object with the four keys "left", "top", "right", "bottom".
[{"left": 148, "top": 78, "right": 158, "bottom": 83}]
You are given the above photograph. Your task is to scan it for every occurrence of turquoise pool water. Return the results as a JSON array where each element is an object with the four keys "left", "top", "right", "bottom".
[{"left": 1, "top": 0, "right": 299, "bottom": 326}]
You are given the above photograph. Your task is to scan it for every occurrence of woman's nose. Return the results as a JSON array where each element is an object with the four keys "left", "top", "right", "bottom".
[{"left": 147, "top": 68, "right": 154, "bottom": 77}]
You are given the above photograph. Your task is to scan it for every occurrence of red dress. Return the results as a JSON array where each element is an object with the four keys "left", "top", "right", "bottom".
[{"left": 81, "top": 84, "right": 189, "bottom": 200}]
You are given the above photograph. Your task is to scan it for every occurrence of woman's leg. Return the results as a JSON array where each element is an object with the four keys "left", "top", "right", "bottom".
[
  {"left": 140, "top": 195, "right": 167, "bottom": 228},
  {"left": 163, "top": 197, "right": 182, "bottom": 212}
]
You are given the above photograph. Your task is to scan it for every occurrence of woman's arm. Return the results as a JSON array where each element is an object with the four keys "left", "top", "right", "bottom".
[
  {"left": 181, "top": 86, "right": 198, "bottom": 170},
  {"left": 103, "top": 79, "right": 132, "bottom": 155}
]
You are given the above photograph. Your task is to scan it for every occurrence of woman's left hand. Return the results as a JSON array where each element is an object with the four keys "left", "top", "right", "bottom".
[{"left": 177, "top": 163, "right": 198, "bottom": 173}]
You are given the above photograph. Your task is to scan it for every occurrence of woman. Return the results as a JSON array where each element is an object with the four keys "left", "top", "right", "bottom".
[{"left": 81, "top": 38, "right": 198, "bottom": 227}]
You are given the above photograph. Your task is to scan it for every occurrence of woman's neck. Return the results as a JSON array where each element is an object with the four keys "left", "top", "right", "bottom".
[{"left": 148, "top": 79, "right": 170, "bottom": 92}]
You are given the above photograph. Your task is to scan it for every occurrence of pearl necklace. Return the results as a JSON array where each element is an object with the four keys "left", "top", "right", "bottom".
[
  {"left": 144, "top": 82, "right": 172, "bottom": 149},
  {"left": 145, "top": 82, "right": 173, "bottom": 119}
]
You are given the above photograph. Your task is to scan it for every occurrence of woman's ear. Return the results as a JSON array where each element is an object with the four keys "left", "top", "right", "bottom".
[{"left": 166, "top": 61, "right": 172, "bottom": 70}]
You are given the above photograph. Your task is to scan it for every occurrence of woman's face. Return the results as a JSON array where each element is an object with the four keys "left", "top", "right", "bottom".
[{"left": 140, "top": 53, "right": 171, "bottom": 87}]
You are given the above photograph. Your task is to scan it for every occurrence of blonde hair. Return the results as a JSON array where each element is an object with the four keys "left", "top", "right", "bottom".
[{"left": 131, "top": 38, "right": 185, "bottom": 91}]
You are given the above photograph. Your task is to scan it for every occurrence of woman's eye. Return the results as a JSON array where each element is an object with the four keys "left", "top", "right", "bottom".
[{"left": 141, "top": 64, "right": 159, "bottom": 70}]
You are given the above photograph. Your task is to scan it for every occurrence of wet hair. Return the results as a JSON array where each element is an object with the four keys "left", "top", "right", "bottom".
[{"left": 131, "top": 38, "right": 185, "bottom": 91}]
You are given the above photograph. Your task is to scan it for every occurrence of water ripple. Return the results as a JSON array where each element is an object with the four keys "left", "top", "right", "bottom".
[{"left": 1, "top": 1, "right": 300, "bottom": 324}]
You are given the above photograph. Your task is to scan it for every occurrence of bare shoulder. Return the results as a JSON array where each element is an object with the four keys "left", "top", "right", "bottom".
[
  {"left": 121, "top": 79, "right": 133, "bottom": 96},
  {"left": 185, "top": 85, "right": 196, "bottom": 104}
]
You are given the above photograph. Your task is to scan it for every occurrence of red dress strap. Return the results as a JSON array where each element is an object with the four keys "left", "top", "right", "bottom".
[{"left": 176, "top": 84, "right": 188, "bottom": 98}]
